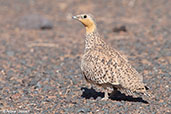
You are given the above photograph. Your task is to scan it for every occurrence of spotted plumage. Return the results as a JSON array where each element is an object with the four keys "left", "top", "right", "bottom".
[{"left": 72, "top": 14, "right": 150, "bottom": 100}]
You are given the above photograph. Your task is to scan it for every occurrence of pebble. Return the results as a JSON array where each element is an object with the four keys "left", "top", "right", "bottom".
[
  {"left": 28, "top": 79, "right": 38, "bottom": 86},
  {"left": 6, "top": 50, "right": 14, "bottom": 56}
]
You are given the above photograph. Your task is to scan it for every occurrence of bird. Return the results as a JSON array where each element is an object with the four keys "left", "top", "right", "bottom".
[{"left": 72, "top": 14, "right": 150, "bottom": 100}]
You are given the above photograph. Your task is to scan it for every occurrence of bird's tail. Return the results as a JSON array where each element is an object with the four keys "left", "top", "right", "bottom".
[
  {"left": 144, "top": 86, "right": 151, "bottom": 97},
  {"left": 143, "top": 91, "right": 152, "bottom": 97},
  {"left": 138, "top": 86, "right": 155, "bottom": 99}
]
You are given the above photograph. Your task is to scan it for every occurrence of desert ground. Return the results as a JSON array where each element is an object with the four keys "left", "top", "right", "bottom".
[{"left": 0, "top": 0, "right": 170, "bottom": 113}]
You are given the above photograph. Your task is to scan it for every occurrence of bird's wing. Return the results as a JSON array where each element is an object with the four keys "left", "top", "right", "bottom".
[
  {"left": 108, "top": 48, "right": 146, "bottom": 91},
  {"left": 81, "top": 49, "right": 120, "bottom": 85}
]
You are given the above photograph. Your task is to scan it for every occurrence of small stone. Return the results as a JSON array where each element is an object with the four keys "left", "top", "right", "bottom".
[
  {"left": 6, "top": 51, "right": 14, "bottom": 56},
  {"left": 113, "top": 25, "right": 127, "bottom": 33},
  {"left": 115, "top": 102, "right": 123, "bottom": 106},
  {"left": 28, "top": 79, "right": 38, "bottom": 86},
  {"left": 35, "top": 82, "right": 41, "bottom": 89},
  {"left": 77, "top": 108, "right": 89, "bottom": 113}
]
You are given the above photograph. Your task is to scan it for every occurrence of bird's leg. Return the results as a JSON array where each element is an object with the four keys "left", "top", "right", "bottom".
[
  {"left": 109, "top": 89, "right": 117, "bottom": 98},
  {"left": 102, "top": 89, "right": 109, "bottom": 100},
  {"left": 88, "top": 84, "right": 93, "bottom": 89},
  {"left": 109, "top": 86, "right": 118, "bottom": 97}
]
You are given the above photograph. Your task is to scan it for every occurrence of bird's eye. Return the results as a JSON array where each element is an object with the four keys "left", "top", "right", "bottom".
[{"left": 83, "top": 15, "right": 87, "bottom": 18}]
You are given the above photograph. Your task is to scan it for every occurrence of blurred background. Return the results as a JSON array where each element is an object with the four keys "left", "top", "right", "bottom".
[{"left": 0, "top": 0, "right": 170, "bottom": 113}]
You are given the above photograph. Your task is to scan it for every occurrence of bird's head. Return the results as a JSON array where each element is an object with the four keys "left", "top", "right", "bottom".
[{"left": 72, "top": 14, "right": 96, "bottom": 34}]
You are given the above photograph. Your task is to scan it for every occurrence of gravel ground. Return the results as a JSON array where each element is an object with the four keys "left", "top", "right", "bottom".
[{"left": 0, "top": 0, "right": 170, "bottom": 113}]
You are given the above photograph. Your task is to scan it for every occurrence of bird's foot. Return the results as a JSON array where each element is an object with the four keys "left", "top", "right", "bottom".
[
  {"left": 101, "top": 97, "right": 108, "bottom": 101},
  {"left": 102, "top": 90, "right": 109, "bottom": 100}
]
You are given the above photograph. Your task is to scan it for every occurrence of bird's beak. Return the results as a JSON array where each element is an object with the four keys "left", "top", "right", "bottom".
[{"left": 72, "top": 16, "right": 78, "bottom": 20}]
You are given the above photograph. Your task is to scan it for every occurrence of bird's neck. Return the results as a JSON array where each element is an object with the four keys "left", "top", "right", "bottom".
[
  {"left": 85, "top": 24, "right": 96, "bottom": 34},
  {"left": 85, "top": 30, "right": 105, "bottom": 50}
]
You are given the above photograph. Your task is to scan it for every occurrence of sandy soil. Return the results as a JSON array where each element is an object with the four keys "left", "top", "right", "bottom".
[{"left": 0, "top": 0, "right": 170, "bottom": 113}]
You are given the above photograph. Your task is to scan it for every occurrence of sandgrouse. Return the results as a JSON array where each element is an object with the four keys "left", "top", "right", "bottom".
[{"left": 72, "top": 14, "right": 150, "bottom": 100}]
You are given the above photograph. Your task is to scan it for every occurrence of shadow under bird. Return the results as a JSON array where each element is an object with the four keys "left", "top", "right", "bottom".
[{"left": 72, "top": 14, "right": 151, "bottom": 100}]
